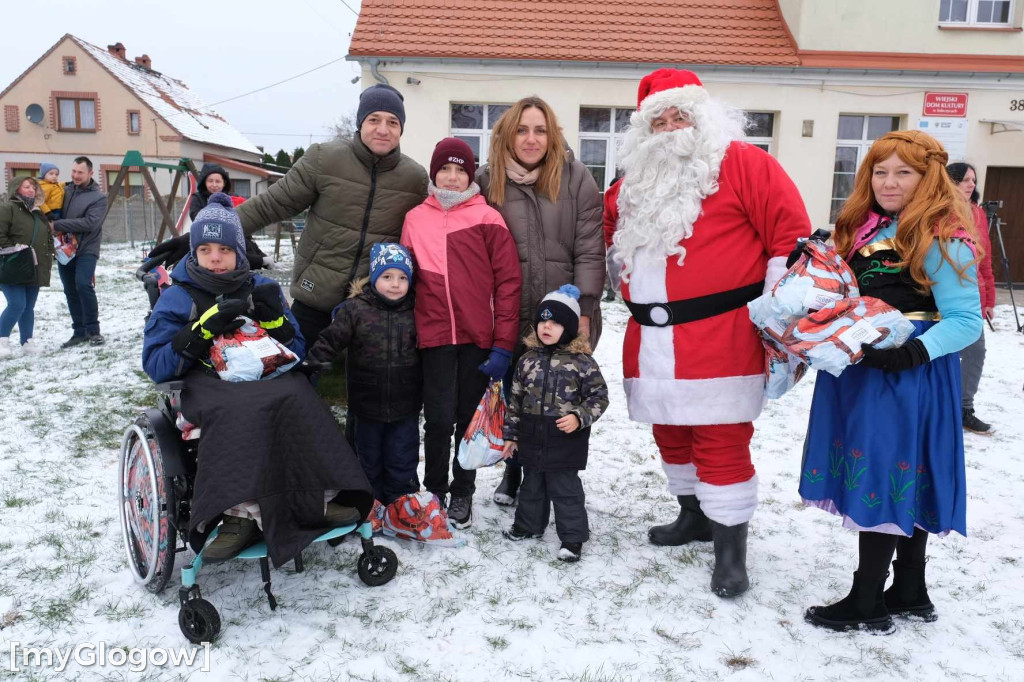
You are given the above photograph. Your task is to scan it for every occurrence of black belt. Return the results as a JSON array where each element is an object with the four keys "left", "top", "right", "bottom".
[{"left": 625, "top": 281, "right": 764, "bottom": 327}]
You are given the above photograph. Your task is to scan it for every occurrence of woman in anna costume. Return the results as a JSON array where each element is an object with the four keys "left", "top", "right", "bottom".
[{"left": 800, "top": 130, "right": 983, "bottom": 633}]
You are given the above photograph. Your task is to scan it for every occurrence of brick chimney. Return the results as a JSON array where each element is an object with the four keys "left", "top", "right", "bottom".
[
  {"left": 134, "top": 54, "right": 152, "bottom": 70},
  {"left": 107, "top": 42, "right": 126, "bottom": 60}
]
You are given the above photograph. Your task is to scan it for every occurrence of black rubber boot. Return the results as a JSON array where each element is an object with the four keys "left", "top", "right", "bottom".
[
  {"left": 805, "top": 571, "right": 895, "bottom": 633},
  {"left": 884, "top": 559, "right": 937, "bottom": 621},
  {"left": 648, "top": 495, "right": 712, "bottom": 546},
  {"left": 493, "top": 463, "right": 522, "bottom": 506},
  {"left": 709, "top": 521, "right": 749, "bottom": 598}
]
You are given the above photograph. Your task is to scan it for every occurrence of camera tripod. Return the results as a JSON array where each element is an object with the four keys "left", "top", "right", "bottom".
[{"left": 984, "top": 201, "right": 1023, "bottom": 334}]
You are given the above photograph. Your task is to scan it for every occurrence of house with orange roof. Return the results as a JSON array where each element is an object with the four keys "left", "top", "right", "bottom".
[
  {"left": 348, "top": 0, "right": 1024, "bottom": 280},
  {"left": 0, "top": 35, "right": 279, "bottom": 208}
]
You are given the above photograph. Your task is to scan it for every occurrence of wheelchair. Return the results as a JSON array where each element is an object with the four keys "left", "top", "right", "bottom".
[{"left": 119, "top": 253, "right": 398, "bottom": 644}]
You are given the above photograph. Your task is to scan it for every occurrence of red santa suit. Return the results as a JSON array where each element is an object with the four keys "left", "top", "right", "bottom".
[{"left": 606, "top": 70, "right": 811, "bottom": 526}]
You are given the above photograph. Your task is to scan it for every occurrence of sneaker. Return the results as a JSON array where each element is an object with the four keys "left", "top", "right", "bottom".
[
  {"left": 558, "top": 541, "right": 583, "bottom": 563},
  {"left": 203, "top": 516, "right": 260, "bottom": 564},
  {"left": 502, "top": 525, "right": 542, "bottom": 541},
  {"left": 447, "top": 495, "right": 473, "bottom": 529},
  {"left": 61, "top": 334, "right": 89, "bottom": 349},
  {"left": 962, "top": 408, "right": 992, "bottom": 435},
  {"left": 21, "top": 339, "right": 43, "bottom": 355},
  {"left": 324, "top": 502, "right": 361, "bottom": 527},
  {"left": 88, "top": 333, "right": 106, "bottom": 346},
  {"left": 0, "top": 338, "right": 10, "bottom": 358}
]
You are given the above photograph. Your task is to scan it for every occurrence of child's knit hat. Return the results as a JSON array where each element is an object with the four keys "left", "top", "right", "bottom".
[
  {"left": 429, "top": 137, "right": 476, "bottom": 185},
  {"left": 190, "top": 192, "right": 247, "bottom": 266},
  {"left": 536, "top": 284, "right": 581, "bottom": 344},
  {"left": 39, "top": 162, "right": 58, "bottom": 179},
  {"left": 370, "top": 242, "right": 414, "bottom": 287}
]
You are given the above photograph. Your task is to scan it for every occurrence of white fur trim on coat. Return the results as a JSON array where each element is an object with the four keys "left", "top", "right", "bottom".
[
  {"left": 624, "top": 375, "right": 766, "bottom": 425},
  {"left": 695, "top": 475, "right": 758, "bottom": 526},
  {"left": 763, "top": 256, "right": 788, "bottom": 295},
  {"left": 662, "top": 461, "right": 698, "bottom": 496},
  {"left": 636, "top": 87, "right": 710, "bottom": 121}
]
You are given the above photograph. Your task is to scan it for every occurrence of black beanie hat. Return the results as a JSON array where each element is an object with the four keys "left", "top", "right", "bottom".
[
  {"left": 535, "top": 284, "right": 581, "bottom": 345},
  {"left": 357, "top": 84, "right": 406, "bottom": 132}
]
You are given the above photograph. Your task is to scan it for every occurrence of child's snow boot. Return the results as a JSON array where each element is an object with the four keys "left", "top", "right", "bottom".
[
  {"left": 204, "top": 516, "right": 260, "bottom": 564},
  {"left": 558, "top": 541, "right": 582, "bottom": 563},
  {"left": 447, "top": 495, "right": 473, "bottom": 529},
  {"left": 710, "top": 521, "right": 749, "bottom": 598},
  {"left": 805, "top": 571, "right": 895, "bottom": 633},
  {"left": 493, "top": 464, "right": 522, "bottom": 506},
  {"left": 884, "top": 559, "right": 937, "bottom": 621},
  {"left": 502, "top": 524, "right": 541, "bottom": 541},
  {"left": 649, "top": 495, "right": 712, "bottom": 546}
]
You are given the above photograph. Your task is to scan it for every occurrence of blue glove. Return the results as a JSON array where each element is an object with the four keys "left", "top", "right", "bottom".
[{"left": 478, "top": 347, "right": 513, "bottom": 379}]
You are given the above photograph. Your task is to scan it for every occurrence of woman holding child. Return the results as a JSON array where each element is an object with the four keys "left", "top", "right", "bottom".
[
  {"left": 476, "top": 97, "right": 606, "bottom": 507},
  {"left": 799, "top": 130, "right": 982, "bottom": 633}
]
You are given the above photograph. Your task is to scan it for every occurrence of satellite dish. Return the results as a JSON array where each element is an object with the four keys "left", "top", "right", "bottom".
[{"left": 26, "top": 104, "right": 44, "bottom": 125}]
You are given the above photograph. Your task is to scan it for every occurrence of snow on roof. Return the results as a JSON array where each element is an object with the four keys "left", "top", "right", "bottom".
[{"left": 72, "top": 36, "right": 261, "bottom": 156}]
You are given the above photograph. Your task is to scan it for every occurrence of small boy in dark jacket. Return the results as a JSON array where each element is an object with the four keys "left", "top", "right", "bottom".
[
  {"left": 501, "top": 285, "right": 609, "bottom": 562},
  {"left": 306, "top": 243, "right": 422, "bottom": 506}
]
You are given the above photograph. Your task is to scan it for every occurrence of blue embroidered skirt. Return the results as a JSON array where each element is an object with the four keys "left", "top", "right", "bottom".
[{"left": 798, "top": 321, "right": 967, "bottom": 537}]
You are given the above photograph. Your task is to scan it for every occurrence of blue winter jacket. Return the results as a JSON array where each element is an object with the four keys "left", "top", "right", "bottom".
[{"left": 142, "top": 259, "right": 304, "bottom": 383}]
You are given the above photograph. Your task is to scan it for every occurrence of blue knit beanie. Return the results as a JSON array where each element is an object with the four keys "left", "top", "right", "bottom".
[
  {"left": 369, "top": 242, "right": 413, "bottom": 287},
  {"left": 357, "top": 84, "right": 406, "bottom": 132},
  {"left": 190, "top": 193, "right": 247, "bottom": 266},
  {"left": 39, "top": 162, "right": 59, "bottom": 179}
]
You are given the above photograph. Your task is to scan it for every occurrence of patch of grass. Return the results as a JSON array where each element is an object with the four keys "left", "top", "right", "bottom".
[
  {"left": 3, "top": 492, "right": 31, "bottom": 508},
  {"left": 720, "top": 646, "right": 757, "bottom": 671},
  {"left": 486, "top": 635, "right": 510, "bottom": 651}
]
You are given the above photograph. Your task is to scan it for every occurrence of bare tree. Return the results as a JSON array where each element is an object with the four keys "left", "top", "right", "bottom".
[{"left": 329, "top": 110, "right": 358, "bottom": 141}]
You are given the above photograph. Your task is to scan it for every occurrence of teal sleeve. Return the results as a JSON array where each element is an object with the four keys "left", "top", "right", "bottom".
[{"left": 917, "top": 239, "right": 982, "bottom": 360}]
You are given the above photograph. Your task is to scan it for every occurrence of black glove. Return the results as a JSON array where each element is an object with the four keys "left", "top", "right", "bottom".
[
  {"left": 147, "top": 234, "right": 191, "bottom": 267},
  {"left": 170, "top": 299, "right": 246, "bottom": 359},
  {"left": 859, "top": 338, "right": 930, "bottom": 373},
  {"left": 251, "top": 283, "right": 295, "bottom": 343},
  {"left": 785, "top": 229, "right": 833, "bottom": 268}
]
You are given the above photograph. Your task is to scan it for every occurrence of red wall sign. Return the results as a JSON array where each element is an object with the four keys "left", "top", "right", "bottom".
[{"left": 923, "top": 92, "right": 968, "bottom": 117}]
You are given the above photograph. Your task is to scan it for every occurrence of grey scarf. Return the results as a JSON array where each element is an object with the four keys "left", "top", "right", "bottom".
[
  {"left": 428, "top": 181, "right": 481, "bottom": 211},
  {"left": 185, "top": 256, "right": 252, "bottom": 296}
]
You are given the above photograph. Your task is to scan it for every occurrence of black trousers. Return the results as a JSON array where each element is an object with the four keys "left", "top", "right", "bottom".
[
  {"left": 354, "top": 415, "right": 420, "bottom": 505},
  {"left": 514, "top": 468, "right": 589, "bottom": 543},
  {"left": 421, "top": 344, "right": 489, "bottom": 498},
  {"left": 290, "top": 299, "right": 332, "bottom": 350}
]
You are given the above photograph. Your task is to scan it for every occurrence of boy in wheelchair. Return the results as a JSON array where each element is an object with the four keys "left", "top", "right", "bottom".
[{"left": 142, "top": 193, "right": 374, "bottom": 566}]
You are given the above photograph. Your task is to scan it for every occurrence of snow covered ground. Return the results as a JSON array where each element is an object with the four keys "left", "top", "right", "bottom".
[{"left": 1, "top": 241, "right": 1023, "bottom": 681}]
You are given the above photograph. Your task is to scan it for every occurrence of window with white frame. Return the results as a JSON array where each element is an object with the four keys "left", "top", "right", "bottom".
[
  {"left": 939, "top": 0, "right": 1013, "bottom": 25},
  {"left": 450, "top": 103, "right": 512, "bottom": 165},
  {"left": 830, "top": 115, "right": 901, "bottom": 223},
  {"left": 578, "top": 108, "right": 778, "bottom": 191},
  {"left": 57, "top": 97, "right": 96, "bottom": 131}
]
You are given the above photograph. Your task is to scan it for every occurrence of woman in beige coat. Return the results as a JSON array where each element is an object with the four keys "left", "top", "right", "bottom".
[
  {"left": 1, "top": 177, "right": 54, "bottom": 357},
  {"left": 477, "top": 96, "right": 605, "bottom": 505}
]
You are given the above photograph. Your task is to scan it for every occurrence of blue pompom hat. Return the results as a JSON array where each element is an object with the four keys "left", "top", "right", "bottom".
[
  {"left": 189, "top": 192, "right": 248, "bottom": 267},
  {"left": 369, "top": 242, "right": 414, "bottom": 287},
  {"left": 536, "top": 284, "right": 581, "bottom": 342},
  {"left": 39, "top": 162, "right": 59, "bottom": 179}
]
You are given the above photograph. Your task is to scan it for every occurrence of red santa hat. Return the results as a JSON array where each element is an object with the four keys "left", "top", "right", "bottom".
[{"left": 636, "top": 68, "right": 709, "bottom": 116}]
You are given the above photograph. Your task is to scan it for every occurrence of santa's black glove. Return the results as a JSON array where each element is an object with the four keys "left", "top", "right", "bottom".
[
  {"left": 251, "top": 283, "right": 295, "bottom": 343},
  {"left": 859, "top": 338, "right": 930, "bottom": 373},
  {"left": 171, "top": 299, "right": 246, "bottom": 359},
  {"left": 147, "top": 234, "right": 191, "bottom": 267}
]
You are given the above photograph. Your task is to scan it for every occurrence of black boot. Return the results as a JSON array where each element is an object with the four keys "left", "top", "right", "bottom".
[
  {"left": 492, "top": 463, "right": 522, "bottom": 506},
  {"left": 884, "top": 559, "right": 936, "bottom": 621},
  {"left": 962, "top": 408, "right": 992, "bottom": 435},
  {"left": 709, "top": 521, "right": 749, "bottom": 598},
  {"left": 805, "top": 571, "right": 895, "bottom": 633},
  {"left": 649, "top": 495, "right": 712, "bottom": 546}
]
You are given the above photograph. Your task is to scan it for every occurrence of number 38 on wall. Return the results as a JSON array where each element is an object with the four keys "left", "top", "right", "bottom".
[{"left": 1010, "top": 99, "right": 1024, "bottom": 111}]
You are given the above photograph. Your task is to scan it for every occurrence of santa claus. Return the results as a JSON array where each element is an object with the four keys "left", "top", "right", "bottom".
[{"left": 604, "top": 69, "right": 811, "bottom": 597}]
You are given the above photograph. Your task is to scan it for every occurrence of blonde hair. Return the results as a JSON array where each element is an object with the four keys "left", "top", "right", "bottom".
[
  {"left": 834, "top": 130, "right": 978, "bottom": 290},
  {"left": 487, "top": 96, "right": 566, "bottom": 205}
]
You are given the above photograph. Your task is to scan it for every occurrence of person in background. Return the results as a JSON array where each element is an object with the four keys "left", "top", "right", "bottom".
[
  {"left": 801, "top": 131, "right": 982, "bottom": 633},
  {"left": 189, "top": 163, "right": 273, "bottom": 270},
  {"left": 946, "top": 162, "right": 996, "bottom": 435},
  {"left": 52, "top": 156, "right": 107, "bottom": 348},
  {"left": 0, "top": 177, "right": 54, "bottom": 357}
]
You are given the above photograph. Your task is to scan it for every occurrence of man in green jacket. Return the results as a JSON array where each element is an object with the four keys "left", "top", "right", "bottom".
[{"left": 237, "top": 84, "right": 428, "bottom": 344}]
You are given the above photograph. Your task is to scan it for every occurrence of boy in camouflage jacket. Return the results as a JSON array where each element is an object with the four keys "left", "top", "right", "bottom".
[{"left": 501, "top": 285, "right": 609, "bottom": 562}]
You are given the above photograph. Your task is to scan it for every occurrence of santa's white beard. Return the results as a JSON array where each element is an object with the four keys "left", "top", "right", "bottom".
[{"left": 613, "top": 103, "right": 740, "bottom": 283}]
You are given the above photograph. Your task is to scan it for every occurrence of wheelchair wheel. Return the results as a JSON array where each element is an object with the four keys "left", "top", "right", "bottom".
[
  {"left": 178, "top": 598, "right": 221, "bottom": 644},
  {"left": 119, "top": 414, "right": 177, "bottom": 594},
  {"left": 357, "top": 546, "right": 398, "bottom": 586}
]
